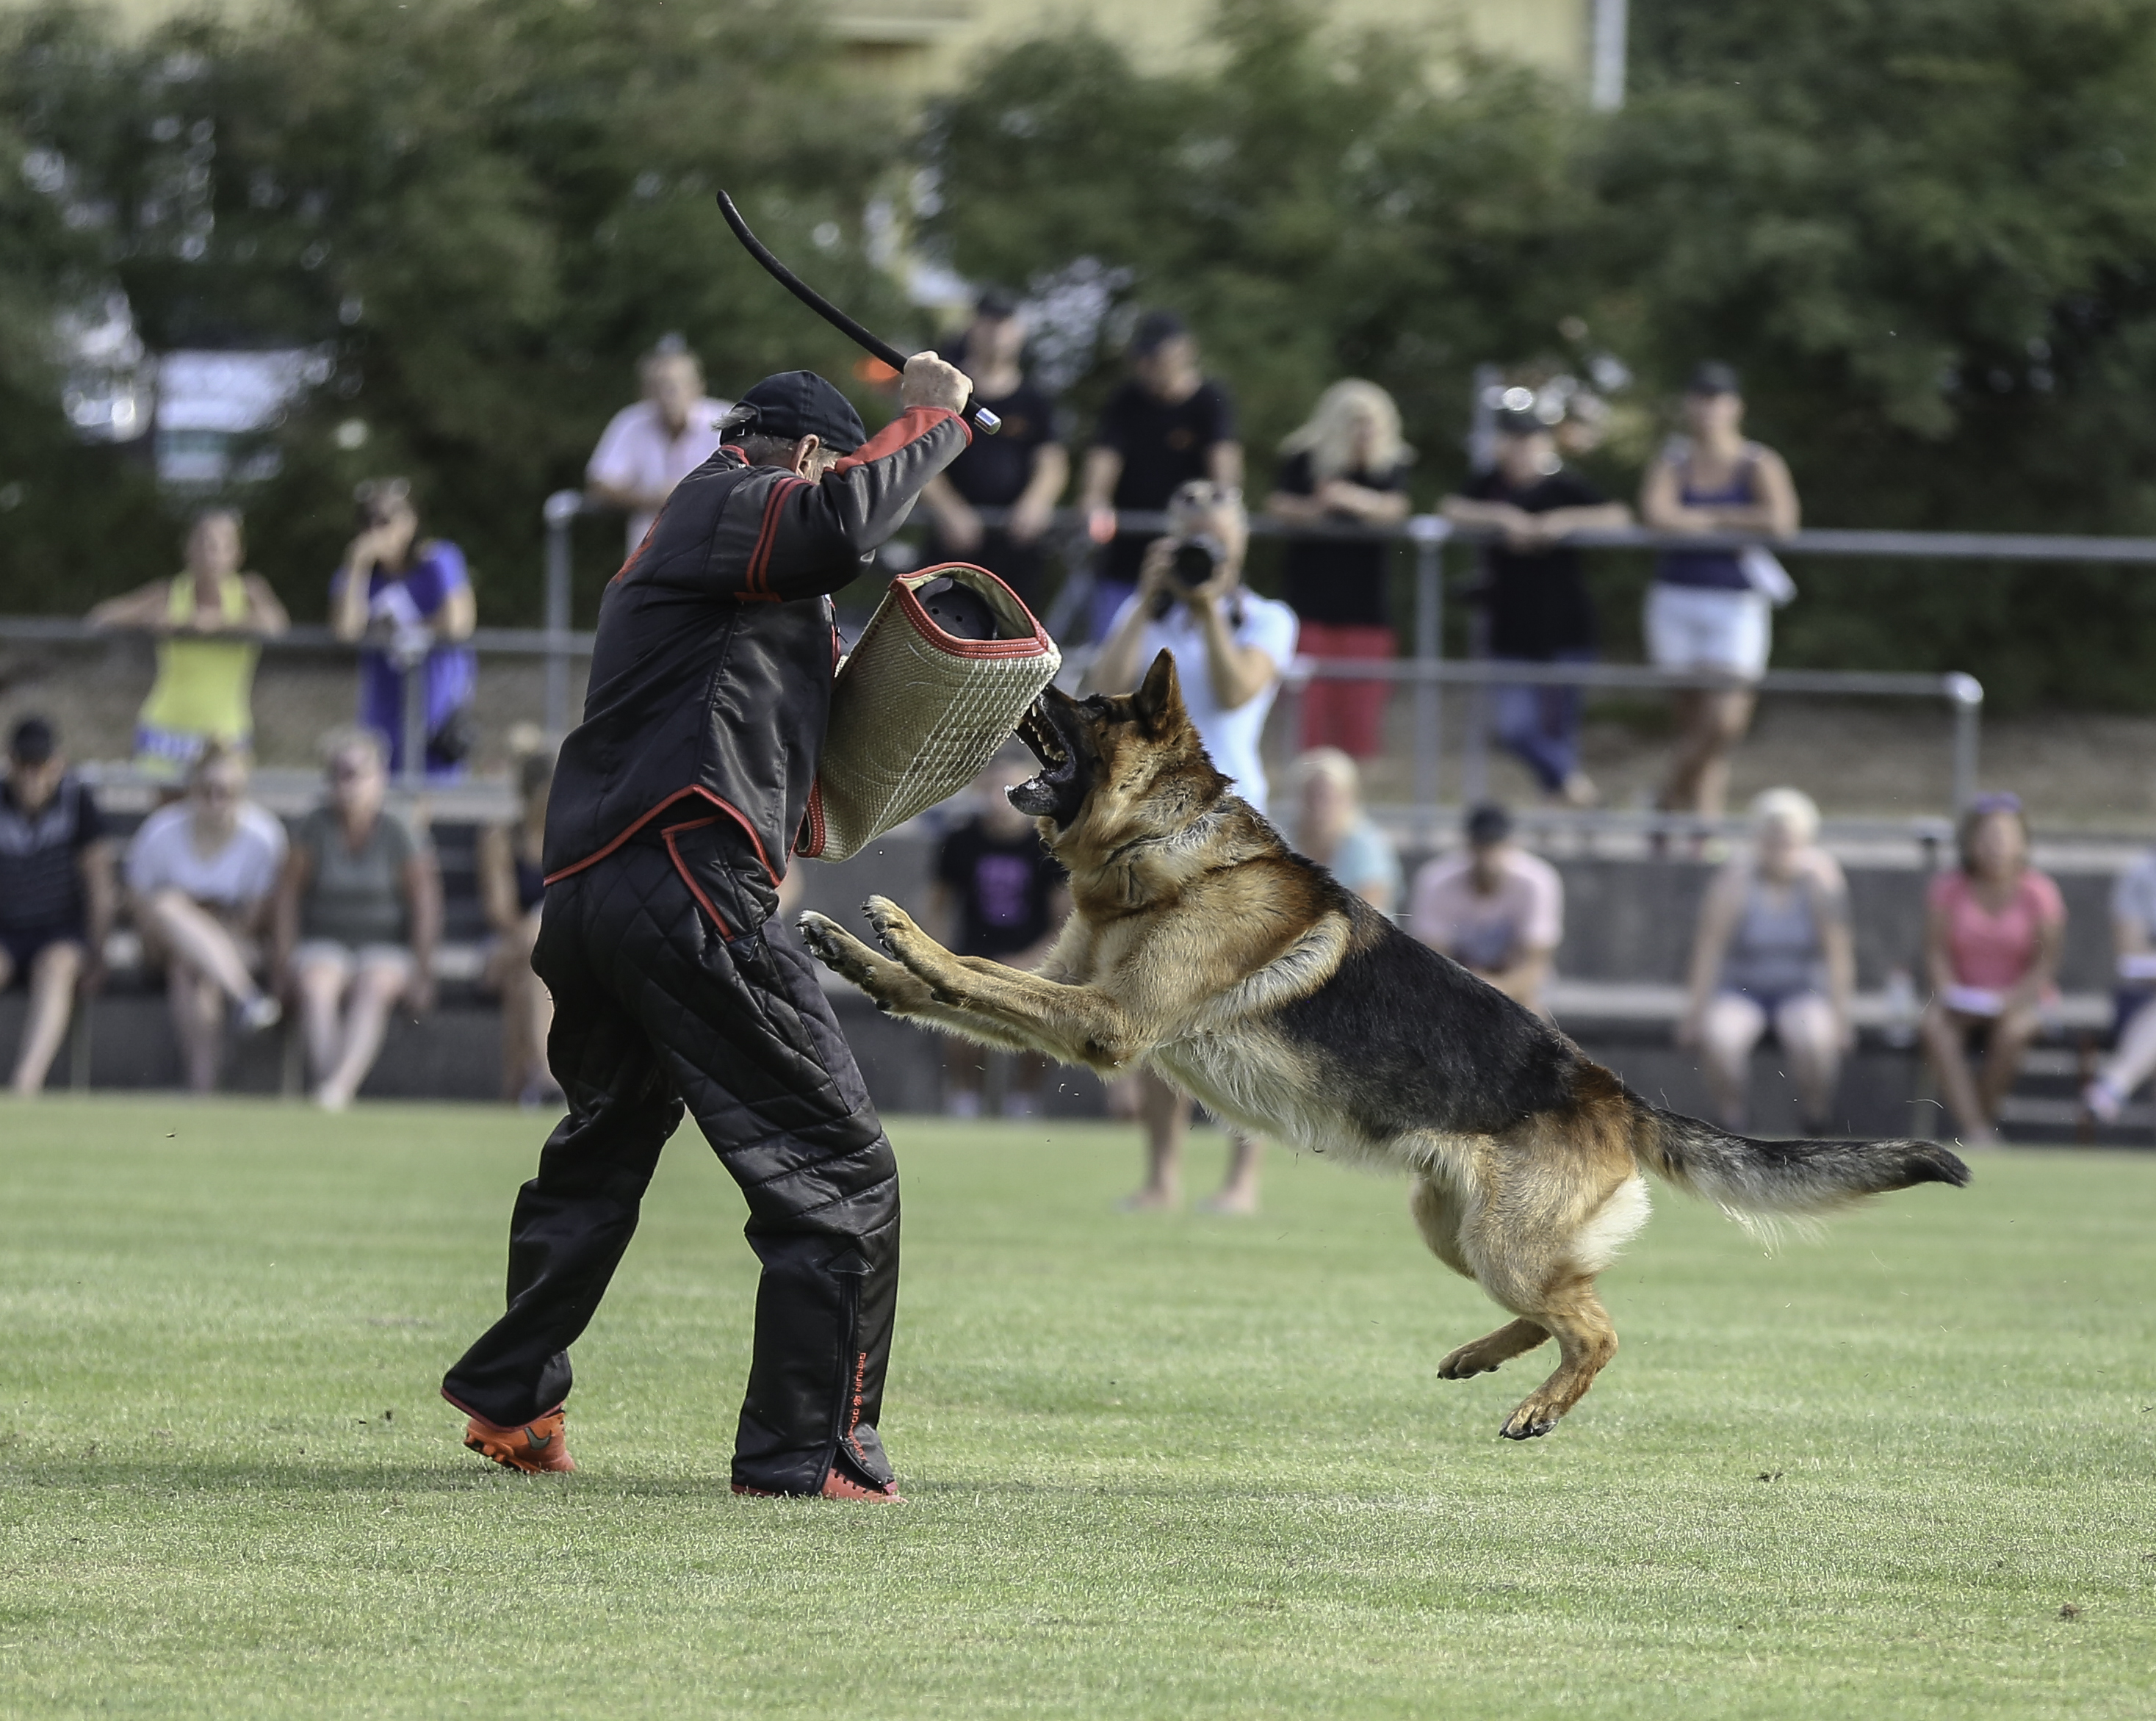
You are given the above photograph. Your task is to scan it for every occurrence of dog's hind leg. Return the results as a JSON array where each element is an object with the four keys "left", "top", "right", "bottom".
[
  {"left": 1455, "top": 1165, "right": 1643, "bottom": 1439},
  {"left": 1488, "top": 1274, "right": 1618, "bottom": 1442},
  {"left": 1410, "top": 1172, "right": 1554, "bottom": 1379}
]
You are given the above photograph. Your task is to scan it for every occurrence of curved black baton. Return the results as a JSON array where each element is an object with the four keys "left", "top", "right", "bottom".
[{"left": 716, "top": 190, "right": 1001, "bottom": 436}]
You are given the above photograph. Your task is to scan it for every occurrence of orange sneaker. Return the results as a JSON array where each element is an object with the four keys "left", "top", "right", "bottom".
[
  {"left": 461, "top": 1407, "right": 576, "bottom": 1474},
  {"left": 732, "top": 1468, "right": 903, "bottom": 1502}
]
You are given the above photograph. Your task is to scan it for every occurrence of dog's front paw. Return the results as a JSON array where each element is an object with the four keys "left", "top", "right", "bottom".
[
  {"left": 798, "top": 912, "right": 876, "bottom": 981},
  {"left": 862, "top": 895, "right": 921, "bottom": 953}
]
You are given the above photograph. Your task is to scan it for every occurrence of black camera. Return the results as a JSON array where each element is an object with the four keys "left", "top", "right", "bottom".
[{"left": 1150, "top": 535, "right": 1226, "bottom": 617}]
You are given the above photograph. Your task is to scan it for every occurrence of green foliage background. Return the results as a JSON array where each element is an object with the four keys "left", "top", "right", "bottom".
[{"left": 7, "top": 0, "right": 2156, "bottom": 707}]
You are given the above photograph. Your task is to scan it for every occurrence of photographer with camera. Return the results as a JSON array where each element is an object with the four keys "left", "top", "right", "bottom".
[{"left": 1086, "top": 480, "right": 1297, "bottom": 1215}]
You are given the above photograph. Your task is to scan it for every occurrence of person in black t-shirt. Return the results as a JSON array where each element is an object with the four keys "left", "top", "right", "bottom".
[
  {"left": 1265, "top": 380, "right": 1414, "bottom": 757},
  {"left": 0, "top": 716, "right": 115, "bottom": 1094},
  {"left": 919, "top": 290, "right": 1069, "bottom": 610},
  {"left": 1443, "top": 410, "right": 1632, "bottom": 805},
  {"left": 930, "top": 754, "right": 1069, "bottom": 1118},
  {"left": 1078, "top": 310, "right": 1241, "bottom": 639}
]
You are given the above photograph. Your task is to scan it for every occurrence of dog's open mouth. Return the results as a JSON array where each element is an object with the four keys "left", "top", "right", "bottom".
[{"left": 1011, "top": 697, "right": 1077, "bottom": 814}]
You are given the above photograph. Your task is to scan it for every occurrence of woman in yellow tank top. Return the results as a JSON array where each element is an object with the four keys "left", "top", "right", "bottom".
[{"left": 89, "top": 509, "right": 289, "bottom": 781}]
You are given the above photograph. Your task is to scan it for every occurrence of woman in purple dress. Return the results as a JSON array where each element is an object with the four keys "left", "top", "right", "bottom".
[{"left": 331, "top": 477, "right": 478, "bottom": 779}]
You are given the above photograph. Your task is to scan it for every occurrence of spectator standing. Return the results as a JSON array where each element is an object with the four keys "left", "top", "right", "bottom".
[
  {"left": 1288, "top": 747, "right": 1402, "bottom": 912},
  {"left": 1078, "top": 311, "right": 1241, "bottom": 639},
  {"left": 2084, "top": 845, "right": 2156, "bottom": 1123},
  {"left": 917, "top": 292, "right": 1070, "bottom": 610},
  {"left": 930, "top": 753, "right": 1070, "bottom": 1119},
  {"left": 585, "top": 337, "right": 731, "bottom": 558},
  {"left": 1087, "top": 481, "right": 1292, "bottom": 1213},
  {"left": 1266, "top": 380, "right": 1413, "bottom": 758},
  {"left": 124, "top": 745, "right": 286, "bottom": 1092},
  {"left": 1639, "top": 362, "right": 1801, "bottom": 818},
  {"left": 1919, "top": 793, "right": 2064, "bottom": 1146},
  {"left": 1409, "top": 803, "right": 1562, "bottom": 1020},
  {"left": 1676, "top": 788, "right": 1853, "bottom": 1133},
  {"left": 477, "top": 744, "right": 559, "bottom": 1108},
  {"left": 0, "top": 718, "right": 114, "bottom": 1094},
  {"left": 87, "top": 508, "right": 289, "bottom": 782},
  {"left": 1443, "top": 409, "right": 1630, "bottom": 807},
  {"left": 273, "top": 726, "right": 442, "bottom": 1111},
  {"left": 331, "top": 478, "right": 478, "bottom": 781}
]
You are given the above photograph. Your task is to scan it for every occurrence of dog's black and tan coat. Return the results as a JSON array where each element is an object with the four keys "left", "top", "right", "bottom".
[{"left": 799, "top": 652, "right": 1969, "bottom": 1440}]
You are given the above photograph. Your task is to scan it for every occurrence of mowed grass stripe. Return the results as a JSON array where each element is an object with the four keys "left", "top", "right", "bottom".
[{"left": 1, "top": 1097, "right": 2151, "bottom": 1718}]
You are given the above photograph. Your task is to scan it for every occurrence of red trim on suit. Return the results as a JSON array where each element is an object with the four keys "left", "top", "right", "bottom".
[{"left": 544, "top": 785, "right": 778, "bottom": 887}]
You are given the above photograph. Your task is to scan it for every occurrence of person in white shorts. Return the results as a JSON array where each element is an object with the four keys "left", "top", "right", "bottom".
[
  {"left": 1640, "top": 362, "right": 1800, "bottom": 817},
  {"left": 1089, "top": 480, "right": 1298, "bottom": 1213},
  {"left": 125, "top": 744, "right": 286, "bottom": 1091}
]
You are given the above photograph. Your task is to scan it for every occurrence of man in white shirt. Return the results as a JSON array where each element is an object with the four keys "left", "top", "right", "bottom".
[
  {"left": 1086, "top": 481, "right": 1297, "bottom": 1214},
  {"left": 1408, "top": 803, "right": 1565, "bottom": 1020},
  {"left": 585, "top": 339, "right": 731, "bottom": 555}
]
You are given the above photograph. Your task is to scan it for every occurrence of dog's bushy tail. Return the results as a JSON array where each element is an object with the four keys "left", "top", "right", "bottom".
[{"left": 1631, "top": 1100, "right": 1969, "bottom": 1235}]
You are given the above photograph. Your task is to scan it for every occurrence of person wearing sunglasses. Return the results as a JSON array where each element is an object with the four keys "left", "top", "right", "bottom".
[
  {"left": 1919, "top": 792, "right": 2064, "bottom": 1145},
  {"left": 123, "top": 743, "right": 286, "bottom": 1092}
]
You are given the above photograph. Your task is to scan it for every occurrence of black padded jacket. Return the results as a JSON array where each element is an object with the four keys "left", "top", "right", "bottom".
[{"left": 542, "top": 405, "right": 970, "bottom": 887}]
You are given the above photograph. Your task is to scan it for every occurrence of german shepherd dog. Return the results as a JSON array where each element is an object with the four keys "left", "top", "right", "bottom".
[{"left": 798, "top": 653, "right": 1970, "bottom": 1440}]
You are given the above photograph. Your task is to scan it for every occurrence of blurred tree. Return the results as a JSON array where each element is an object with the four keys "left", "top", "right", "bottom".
[
  {"left": 1596, "top": 0, "right": 2156, "bottom": 706},
  {"left": 931, "top": 0, "right": 2156, "bottom": 709},
  {"left": 0, "top": 0, "right": 912, "bottom": 624},
  {"left": 925, "top": 0, "right": 1597, "bottom": 505}
]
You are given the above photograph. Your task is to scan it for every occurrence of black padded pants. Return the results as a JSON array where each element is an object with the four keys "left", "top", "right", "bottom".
[{"left": 441, "top": 818, "right": 900, "bottom": 1493}]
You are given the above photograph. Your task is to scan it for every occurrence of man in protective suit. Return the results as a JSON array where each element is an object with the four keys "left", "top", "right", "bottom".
[{"left": 442, "top": 353, "right": 973, "bottom": 1499}]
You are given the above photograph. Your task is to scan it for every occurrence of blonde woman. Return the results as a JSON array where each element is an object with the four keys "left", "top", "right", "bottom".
[
  {"left": 88, "top": 508, "right": 289, "bottom": 782},
  {"left": 1265, "top": 380, "right": 1413, "bottom": 757},
  {"left": 1288, "top": 748, "right": 1401, "bottom": 912},
  {"left": 1677, "top": 787, "right": 1853, "bottom": 1133}
]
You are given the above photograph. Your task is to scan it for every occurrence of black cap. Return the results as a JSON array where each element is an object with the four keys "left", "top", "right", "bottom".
[
  {"left": 1492, "top": 407, "right": 1549, "bottom": 438},
  {"left": 973, "top": 286, "right": 1020, "bottom": 322},
  {"left": 9, "top": 715, "right": 56, "bottom": 765},
  {"left": 1686, "top": 360, "right": 1741, "bottom": 397},
  {"left": 1130, "top": 309, "right": 1189, "bottom": 356},
  {"left": 719, "top": 370, "right": 868, "bottom": 454},
  {"left": 1465, "top": 801, "right": 1512, "bottom": 846}
]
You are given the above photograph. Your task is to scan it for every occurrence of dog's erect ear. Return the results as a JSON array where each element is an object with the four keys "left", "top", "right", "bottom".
[{"left": 1131, "top": 649, "right": 1184, "bottom": 735}]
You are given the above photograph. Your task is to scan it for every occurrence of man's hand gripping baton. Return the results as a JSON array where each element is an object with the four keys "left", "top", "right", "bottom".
[{"left": 716, "top": 191, "right": 1001, "bottom": 436}]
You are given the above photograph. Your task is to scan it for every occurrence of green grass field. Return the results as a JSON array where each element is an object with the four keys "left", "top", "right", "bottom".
[{"left": 1, "top": 1098, "right": 2152, "bottom": 1718}]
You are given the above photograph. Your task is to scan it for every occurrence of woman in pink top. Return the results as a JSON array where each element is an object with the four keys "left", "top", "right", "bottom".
[{"left": 1918, "top": 793, "right": 2065, "bottom": 1145}]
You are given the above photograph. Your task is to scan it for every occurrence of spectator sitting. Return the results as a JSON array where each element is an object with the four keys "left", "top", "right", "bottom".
[
  {"left": 124, "top": 744, "right": 287, "bottom": 1092},
  {"left": 87, "top": 507, "right": 289, "bottom": 783},
  {"left": 930, "top": 751, "right": 1070, "bottom": 1119},
  {"left": 1639, "top": 362, "right": 1801, "bottom": 818},
  {"left": 331, "top": 477, "right": 477, "bottom": 782},
  {"left": 1676, "top": 788, "right": 1853, "bottom": 1133},
  {"left": 1288, "top": 748, "right": 1402, "bottom": 912},
  {"left": 2083, "top": 845, "right": 2156, "bottom": 1125},
  {"left": 1442, "top": 408, "right": 1631, "bottom": 807},
  {"left": 273, "top": 726, "right": 442, "bottom": 1111},
  {"left": 918, "top": 290, "right": 1070, "bottom": 611},
  {"left": 1086, "top": 480, "right": 1293, "bottom": 1214},
  {"left": 1409, "top": 803, "right": 1562, "bottom": 1020},
  {"left": 1919, "top": 793, "right": 2064, "bottom": 1147},
  {"left": 0, "top": 717, "right": 115, "bottom": 1095},
  {"left": 477, "top": 742, "right": 560, "bottom": 1108},
  {"left": 585, "top": 335, "right": 730, "bottom": 557},
  {"left": 1078, "top": 311, "right": 1241, "bottom": 640},
  {"left": 1265, "top": 380, "right": 1413, "bottom": 759}
]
